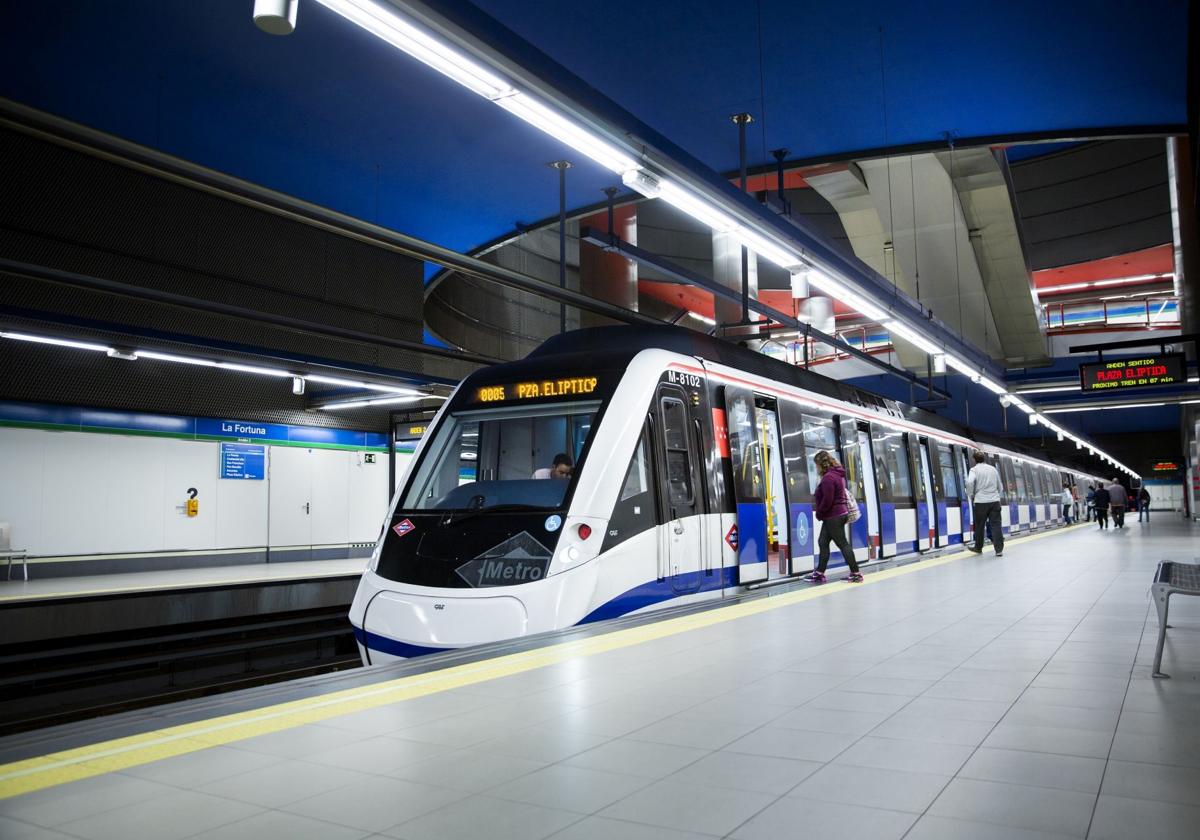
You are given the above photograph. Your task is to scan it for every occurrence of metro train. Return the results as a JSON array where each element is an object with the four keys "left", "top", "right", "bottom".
[{"left": 350, "top": 326, "right": 1105, "bottom": 663}]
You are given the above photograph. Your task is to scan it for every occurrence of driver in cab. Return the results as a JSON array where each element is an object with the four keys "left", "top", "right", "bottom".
[{"left": 533, "top": 453, "right": 573, "bottom": 480}]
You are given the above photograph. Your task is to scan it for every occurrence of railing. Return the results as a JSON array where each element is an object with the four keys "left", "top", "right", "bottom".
[
  {"left": 1044, "top": 297, "right": 1180, "bottom": 331},
  {"left": 758, "top": 325, "right": 893, "bottom": 367}
]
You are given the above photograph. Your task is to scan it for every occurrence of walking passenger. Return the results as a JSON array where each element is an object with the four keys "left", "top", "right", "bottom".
[
  {"left": 965, "top": 451, "right": 1004, "bottom": 557},
  {"left": 1085, "top": 484, "right": 1096, "bottom": 521},
  {"left": 1138, "top": 486, "right": 1151, "bottom": 522},
  {"left": 1093, "top": 483, "right": 1110, "bottom": 529},
  {"left": 1106, "top": 478, "right": 1126, "bottom": 529},
  {"left": 1061, "top": 484, "right": 1074, "bottom": 524},
  {"left": 807, "top": 450, "right": 863, "bottom": 583}
]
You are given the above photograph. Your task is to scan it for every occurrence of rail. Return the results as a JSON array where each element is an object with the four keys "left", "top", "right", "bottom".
[
  {"left": 1044, "top": 297, "right": 1180, "bottom": 331},
  {"left": 760, "top": 325, "right": 893, "bottom": 367}
]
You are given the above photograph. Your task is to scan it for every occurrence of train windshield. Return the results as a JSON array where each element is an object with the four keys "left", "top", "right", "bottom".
[{"left": 402, "top": 402, "right": 599, "bottom": 512}]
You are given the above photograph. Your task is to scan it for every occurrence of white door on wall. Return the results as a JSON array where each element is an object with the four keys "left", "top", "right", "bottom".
[
  {"left": 310, "top": 449, "right": 350, "bottom": 547},
  {"left": 268, "top": 446, "right": 313, "bottom": 551}
]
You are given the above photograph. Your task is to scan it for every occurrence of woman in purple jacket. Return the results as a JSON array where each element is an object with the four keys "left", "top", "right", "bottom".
[{"left": 807, "top": 450, "right": 863, "bottom": 583}]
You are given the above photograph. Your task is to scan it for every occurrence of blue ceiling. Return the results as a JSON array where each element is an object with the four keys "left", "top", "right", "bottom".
[{"left": 0, "top": 0, "right": 1188, "bottom": 266}]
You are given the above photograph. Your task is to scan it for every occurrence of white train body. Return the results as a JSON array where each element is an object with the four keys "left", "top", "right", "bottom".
[{"left": 350, "top": 327, "right": 1102, "bottom": 664}]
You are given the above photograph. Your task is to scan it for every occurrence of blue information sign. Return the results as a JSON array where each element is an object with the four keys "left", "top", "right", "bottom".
[{"left": 220, "top": 442, "right": 266, "bottom": 480}]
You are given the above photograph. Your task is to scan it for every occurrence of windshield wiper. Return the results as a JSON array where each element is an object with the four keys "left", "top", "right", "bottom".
[{"left": 442, "top": 503, "right": 547, "bottom": 526}]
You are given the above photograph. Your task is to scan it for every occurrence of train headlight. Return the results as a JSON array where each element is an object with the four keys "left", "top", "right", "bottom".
[{"left": 567, "top": 545, "right": 581, "bottom": 562}]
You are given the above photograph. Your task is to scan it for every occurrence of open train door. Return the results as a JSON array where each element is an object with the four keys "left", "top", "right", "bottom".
[
  {"left": 839, "top": 417, "right": 880, "bottom": 562},
  {"left": 723, "top": 384, "right": 769, "bottom": 584}
]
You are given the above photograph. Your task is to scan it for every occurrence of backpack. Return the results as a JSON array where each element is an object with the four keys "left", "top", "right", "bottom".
[{"left": 843, "top": 479, "right": 861, "bottom": 524}]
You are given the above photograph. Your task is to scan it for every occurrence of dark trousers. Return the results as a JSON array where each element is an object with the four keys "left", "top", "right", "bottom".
[
  {"left": 972, "top": 502, "right": 1004, "bottom": 553},
  {"left": 1111, "top": 506, "right": 1125, "bottom": 528},
  {"left": 1095, "top": 507, "right": 1108, "bottom": 528},
  {"left": 817, "top": 514, "right": 859, "bottom": 573},
  {"left": 1062, "top": 504, "right": 1072, "bottom": 524},
  {"left": 1139, "top": 500, "right": 1150, "bottom": 522}
]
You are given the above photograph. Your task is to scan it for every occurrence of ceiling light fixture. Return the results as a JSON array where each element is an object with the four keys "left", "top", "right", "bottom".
[
  {"left": 321, "top": 395, "right": 443, "bottom": 410},
  {"left": 0, "top": 331, "right": 112, "bottom": 353}
]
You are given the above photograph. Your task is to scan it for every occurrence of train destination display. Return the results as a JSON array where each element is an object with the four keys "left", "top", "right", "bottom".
[
  {"left": 1078, "top": 354, "right": 1185, "bottom": 392},
  {"left": 475, "top": 376, "right": 598, "bottom": 403}
]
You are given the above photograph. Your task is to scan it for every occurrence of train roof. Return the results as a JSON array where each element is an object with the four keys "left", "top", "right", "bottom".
[{"left": 526, "top": 326, "right": 1098, "bottom": 475}]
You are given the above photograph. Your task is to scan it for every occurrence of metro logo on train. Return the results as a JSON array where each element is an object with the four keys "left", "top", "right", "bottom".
[{"left": 1079, "top": 353, "right": 1185, "bottom": 392}]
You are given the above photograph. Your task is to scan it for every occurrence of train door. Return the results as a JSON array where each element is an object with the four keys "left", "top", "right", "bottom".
[
  {"left": 916, "top": 436, "right": 936, "bottom": 547},
  {"left": 998, "top": 456, "right": 1017, "bottom": 535},
  {"left": 937, "top": 443, "right": 964, "bottom": 545},
  {"left": 654, "top": 384, "right": 704, "bottom": 593},
  {"left": 847, "top": 421, "right": 882, "bottom": 561},
  {"left": 755, "top": 397, "right": 791, "bottom": 579},
  {"left": 723, "top": 385, "right": 769, "bottom": 584},
  {"left": 957, "top": 446, "right": 973, "bottom": 537},
  {"left": 871, "top": 426, "right": 916, "bottom": 556}
]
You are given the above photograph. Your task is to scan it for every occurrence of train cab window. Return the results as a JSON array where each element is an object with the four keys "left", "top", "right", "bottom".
[
  {"left": 660, "top": 397, "right": 694, "bottom": 505},
  {"left": 401, "top": 402, "right": 599, "bottom": 511}
]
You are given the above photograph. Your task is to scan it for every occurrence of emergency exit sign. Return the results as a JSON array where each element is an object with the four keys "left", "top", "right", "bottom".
[{"left": 1078, "top": 353, "right": 1186, "bottom": 392}]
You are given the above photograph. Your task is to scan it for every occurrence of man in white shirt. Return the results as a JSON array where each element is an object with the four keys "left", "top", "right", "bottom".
[
  {"left": 965, "top": 450, "right": 1004, "bottom": 556},
  {"left": 532, "top": 453, "right": 573, "bottom": 480}
]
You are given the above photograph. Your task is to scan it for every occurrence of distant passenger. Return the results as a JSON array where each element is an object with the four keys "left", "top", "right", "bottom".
[
  {"left": 1093, "top": 483, "right": 1110, "bottom": 529},
  {"left": 1138, "top": 486, "right": 1152, "bottom": 522},
  {"left": 1085, "top": 484, "right": 1096, "bottom": 521},
  {"left": 807, "top": 450, "right": 863, "bottom": 583},
  {"left": 965, "top": 451, "right": 1004, "bottom": 557},
  {"left": 1061, "top": 485, "right": 1074, "bottom": 524},
  {"left": 1106, "top": 478, "right": 1126, "bottom": 529},
  {"left": 533, "top": 453, "right": 574, "bottom": 480}
]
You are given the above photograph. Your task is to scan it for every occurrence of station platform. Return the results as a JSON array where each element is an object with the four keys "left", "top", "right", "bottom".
[
  {"left": 2, "top": 521, "right": 1198, "bottom": 840},
  {"left": 0, "top": 558, "right": 369, "bottom": 607}
]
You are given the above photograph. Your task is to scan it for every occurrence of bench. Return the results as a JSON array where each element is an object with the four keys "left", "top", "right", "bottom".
[{"left": 1151, "top": 561, "right": 1200, "bottom": 678}]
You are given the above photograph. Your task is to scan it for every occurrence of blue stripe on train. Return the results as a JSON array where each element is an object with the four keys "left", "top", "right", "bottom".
[
  {"left": 352, "top": 626, "right": 449, "bottom": 659},
  {"left": 789, "top": 502, "right": 814, "bottom": 567},
  {"left": 580, "top": 565, "right": 738, "bottom": 624},
  {"left": 917, "top": 501, "right": 930, "bottom": 550},
  {"left": 881, "top": 502, "right": 896, "bottom": 553},
  {"left": 937, "top": 502, "right": 948, "bottom": 545}
]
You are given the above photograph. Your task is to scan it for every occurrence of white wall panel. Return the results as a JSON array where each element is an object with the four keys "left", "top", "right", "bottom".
[
  {"left": 161, "top": 439, "right": 218, "bottom": 551},
  {"left": 349, "top": 452, "right": 388, "bottom": 543},
  {"left": 216, "top": 471, "right": 268, "bottom": 549},
  {"left": 40, "top": 432, "right": 112, "bottom": 556},
  {"left": 101, "top": 435, "right": 166, "bottom": 554},
  {"left": 0, "top": 428, "right": 47, "bottom": 554},
  {"left": 311, "top": 449, "right": 350, "bottom": 546}
]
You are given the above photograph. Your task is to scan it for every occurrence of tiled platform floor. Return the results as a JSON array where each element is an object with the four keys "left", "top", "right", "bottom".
[{"left": 3, "top": 519, "right": 1199, "bottom": 839}]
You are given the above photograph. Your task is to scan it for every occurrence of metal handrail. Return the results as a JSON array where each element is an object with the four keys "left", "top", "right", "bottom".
[{"left": 1043, "top": 297, "right": 1180, "bottom": 331}]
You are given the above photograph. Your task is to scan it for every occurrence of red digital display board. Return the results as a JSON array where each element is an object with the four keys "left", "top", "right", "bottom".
[{"left": 1079, "top": 354, "right": 1186, "bottom": 392}]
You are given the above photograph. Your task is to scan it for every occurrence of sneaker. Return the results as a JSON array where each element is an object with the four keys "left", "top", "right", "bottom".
[
  {"left": 806, "top": 571, "right": 826, "bottom": 583},
  {"left": 967, "top": 546, "right": 983, "bottom": 554},
  {"left": 847, "top": 573, "right": 865, "bottom": 583},
  {"left": 995, "top": 552, "right": 1004, "bottom": 557}
]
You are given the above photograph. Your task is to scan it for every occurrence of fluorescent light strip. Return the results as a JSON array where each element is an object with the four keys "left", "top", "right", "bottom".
[
  {"left": 885, "top": 320, "right": 943, "bottom": 357},
  {"left": 321, "top": 395, "right": 442, "bottom": 410},
  {"left": 304, "top": 374, "right": 421, "bottom": 396},
  {"left": 1, "top": 331, "right": 112, "bottom": 353},
  {"left": 313, "top": 0, "right": 513, "bottom": 100},
  {"left": 495, "top": 94, "right": 636, "bottom": 173},
  {"left": 1043, "top": 402, "right": 1170, "bottom": 413}
]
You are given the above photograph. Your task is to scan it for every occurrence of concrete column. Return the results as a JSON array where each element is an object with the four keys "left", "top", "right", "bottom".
[
  {"left": 579, "top": 204, "right": 637, "bottom": 328},
  {"left": 712, "top": 230, "right": 758, "bottom": 326}
]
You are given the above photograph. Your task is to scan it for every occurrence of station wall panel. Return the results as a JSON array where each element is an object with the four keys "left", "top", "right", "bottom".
[{"left": 0, "top": 427, "right": 388, "bottom": 563}]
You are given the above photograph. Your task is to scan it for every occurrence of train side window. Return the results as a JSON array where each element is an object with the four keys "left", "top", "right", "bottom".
[
  {"left": 660, "top": 397, "right": 694, "bottom": 505},
  {"left": 620, "top": 431, "right": 652, "bottom": 502},
  {"left": 872, "top": 429, "right": 912, "bottom": 501},
  {"left": 801, "top": 413, "right": 838, "bottom": 495},
  {"left": 937, "top": 444, "right": 959, "bottom": 499}
]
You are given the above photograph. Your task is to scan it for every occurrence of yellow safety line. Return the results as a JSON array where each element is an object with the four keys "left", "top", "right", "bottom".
[{"left": 0, "top": 523, "right": 1086, "bottom": 799}]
